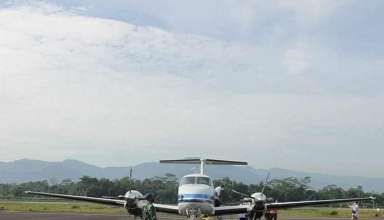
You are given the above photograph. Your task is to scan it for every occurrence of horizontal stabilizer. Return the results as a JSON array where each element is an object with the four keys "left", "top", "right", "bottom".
[{"left": 160, "top": 158, "right": 248, "bottom": 165}]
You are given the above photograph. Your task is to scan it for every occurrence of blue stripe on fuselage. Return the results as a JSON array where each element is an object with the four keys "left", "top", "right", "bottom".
[
  {"left": 178, "top": 194, "right": 213, "bottom": 203},
  {"left": 178, "top": 199, "right": 213, "bottom": 203}
]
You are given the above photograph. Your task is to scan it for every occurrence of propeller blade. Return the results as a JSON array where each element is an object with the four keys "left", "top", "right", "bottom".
[
  {"left": 129, "top": 167, "right": 133, "bottom": 192},
  {"left": 261, "top": 172, "right": 270, "bottom": 194},
  {"left": 231, "top": 189, "right": 249, "bottom": 198}
]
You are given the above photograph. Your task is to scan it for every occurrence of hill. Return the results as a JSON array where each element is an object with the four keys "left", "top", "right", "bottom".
[{"left": 0, "top": 159, "right": 383, "bottom": 192}]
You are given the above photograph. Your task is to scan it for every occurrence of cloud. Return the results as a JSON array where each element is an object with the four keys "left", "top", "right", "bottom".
[
  {"left": 6, "top": 0, "right": 346, "bottom": 43},
  {"left": 0, "top": 2, "right": 383, "bottom": 177},
  {"left": 282, "top": 44, "right": 311, "bottom": 76},
  {"left": 275, "top": 0, "right": 348, "bottom": 24}
]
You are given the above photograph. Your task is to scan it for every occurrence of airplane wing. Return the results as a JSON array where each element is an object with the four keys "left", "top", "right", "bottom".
[
  {"left": 25, "top": 191, "right": 125, "bottom": 206},
  {"left": 214, "top": 205, "right": 249, "bottom": 215},
  {"left": 153, "top": 203, "right": 179, "bottom": 214},
  {"left": 213, "top": 197, "right": 374, "bottom": 215},
  {"left": 266, "top": 197, "right": 374, "bottom": 209},
  {"left": 26, "top": 191, "right": 180, "bottom": 214}
]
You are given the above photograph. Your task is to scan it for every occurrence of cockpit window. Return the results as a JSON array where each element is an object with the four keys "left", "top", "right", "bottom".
[
  {"left": 180, "top": 177, "right": 195, "bottom": 185},
  {"left": 196, "top": 177, "right": 210, "bottom": 185},
  {"left": 180, "top": 176, "right": 212, "bottom": 186}
]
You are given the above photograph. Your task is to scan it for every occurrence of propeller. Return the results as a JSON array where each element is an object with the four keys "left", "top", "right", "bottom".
[
  {"left": 118, "top": 167, "right": 135, "bottom": 200},
  {"left": 261, "top": 172, "right": 270, "bottom": 194},
  {"left": 122, "top": 168, "right": 145, "bottom": 216},
  {"left": 124, "top": 168, "right": 154, "bottom": 203},
  {"left": 230, "top": 173, "right": 272, "bottom": 220},
  {"left": 104, "top": 168, "right": 136, "bottom": 200},
  {"left": 129, "top": 167, "right": 133, "bottom": 192},
  {"left": 231, "top": 189, "right": 249, "bottom": 198},
  {"left": 231, "top": 172, "right": 271, "bottom": 200}
]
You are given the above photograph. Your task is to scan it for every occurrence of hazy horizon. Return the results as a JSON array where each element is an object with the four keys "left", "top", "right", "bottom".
[{"left": 2, "top": 157, "right": 384, "bottom": 180}]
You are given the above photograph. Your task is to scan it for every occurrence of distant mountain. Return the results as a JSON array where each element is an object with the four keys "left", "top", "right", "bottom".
[{"left": 0, "top": 159, "right": 383, "bottom": 192}]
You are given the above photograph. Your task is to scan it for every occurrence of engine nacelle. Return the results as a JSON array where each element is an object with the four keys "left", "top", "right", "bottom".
[
  {"left": 248, "top": 193, "right": 267, "bottom": 220},
  {"left": 125, "top": 190, "right": 143, "bottom": 200},
  {"left": 124, "top": 190, "right": 144, "bottom": 216}
]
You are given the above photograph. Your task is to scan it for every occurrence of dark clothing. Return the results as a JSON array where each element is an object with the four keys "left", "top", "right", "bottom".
[
  {"left": 142, "top": 203, "right": 157, "bottom": 220},
  {"left": 266, "top": 208, "right": 278, "bottom": 220}
]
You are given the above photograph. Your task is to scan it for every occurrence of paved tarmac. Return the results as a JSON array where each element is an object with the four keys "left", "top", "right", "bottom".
[{"left": 0, "top": 212, "right": 383, "bottom": 220}]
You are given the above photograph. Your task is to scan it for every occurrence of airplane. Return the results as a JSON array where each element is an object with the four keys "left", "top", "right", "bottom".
[{"left": 25, "top": 158, "right": 375, "bottom": 220}]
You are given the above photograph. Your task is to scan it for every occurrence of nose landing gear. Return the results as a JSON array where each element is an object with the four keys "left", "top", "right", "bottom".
[{"left": 186, "top": 208, "right": 201, "bottom": 220}]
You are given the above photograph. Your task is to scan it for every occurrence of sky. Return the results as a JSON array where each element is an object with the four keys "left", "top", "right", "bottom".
[{"left": 0, "top": 0, "right": 383, "bottom": 177}]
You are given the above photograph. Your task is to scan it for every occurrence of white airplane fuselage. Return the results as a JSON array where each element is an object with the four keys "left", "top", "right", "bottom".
[{"left": 177, "top": 174, "right": 215, "bottom": 216}]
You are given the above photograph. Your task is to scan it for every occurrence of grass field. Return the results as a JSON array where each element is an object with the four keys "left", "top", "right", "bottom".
[
  {"left": 278, "top": 207, "right": 383, "bottom": 218},
  {"left": 0, "top": 200, "right": 126, "bottom": 214},
  {"left": 0, "top": 200, "right": 383, "bottom": 218}
]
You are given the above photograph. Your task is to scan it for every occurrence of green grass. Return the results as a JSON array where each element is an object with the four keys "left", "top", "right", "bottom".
[
  {"left": 0, "top": 200, "right": 125, "bottom": 214},
  {"left": 279, "top": 207, "right": 383, "bottom": 218}
]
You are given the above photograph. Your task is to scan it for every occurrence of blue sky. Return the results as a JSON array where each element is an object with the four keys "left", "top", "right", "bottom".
[{"left": 0, "top": 0, "right": 383, "bottom": 177}]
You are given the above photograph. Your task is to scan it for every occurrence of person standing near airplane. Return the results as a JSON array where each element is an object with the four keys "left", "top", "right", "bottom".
[
  {"left": 265, "top": 207, "right": 278, "bottom": 220},
  {"left": 214, "top": 183, "right": 224, "bottom": 206},
  {"left": 351, "top": 201, "right": 359, "bottom": 220},
  {"left": 238, "top": 213, "right": 247, "bottom": 220},
  {"left": 142, "top": 193, "right": 157, "bottom": 220}
]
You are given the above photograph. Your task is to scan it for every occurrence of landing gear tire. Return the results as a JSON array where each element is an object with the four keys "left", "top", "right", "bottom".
[{"left": 249, "top": 213, "right": 260, "bottom": 220}]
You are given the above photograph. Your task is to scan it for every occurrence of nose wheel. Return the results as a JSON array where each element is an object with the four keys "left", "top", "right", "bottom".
[
  {"left": 250, "top": 214, "right": 259, "bottom": 220},
  {"left": 249, "top": 211, "right": 264, "bottom": 220},
  {"left": 186, "top": 208, "right": 201, "bottom": 220}
]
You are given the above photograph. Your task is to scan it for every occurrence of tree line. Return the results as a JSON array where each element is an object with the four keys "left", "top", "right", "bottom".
[{"left": 0, "top": 174, "right": 382, "bottom": 207}]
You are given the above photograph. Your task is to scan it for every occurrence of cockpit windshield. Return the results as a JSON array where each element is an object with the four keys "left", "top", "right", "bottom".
[
  {"left": 180, "top": 177, "right": 195, "bottom": 185},
  {"left": 180, "top": 176, "right": 212, "bottom": 186},
  {"left": 196, "top": 177, "right": 210, "bottom": 185}
]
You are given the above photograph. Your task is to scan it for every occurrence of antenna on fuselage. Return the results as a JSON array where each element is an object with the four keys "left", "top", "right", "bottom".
[{"left": 159, "top": 158, "right": 248, "bottom": 174}]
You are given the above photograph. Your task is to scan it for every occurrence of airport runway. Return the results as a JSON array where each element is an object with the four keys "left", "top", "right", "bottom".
[{"left": 0, "top": 212, "right": 382, "bottom": 220}]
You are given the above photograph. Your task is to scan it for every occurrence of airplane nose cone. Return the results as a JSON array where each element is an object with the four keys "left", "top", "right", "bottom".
[{"left": 178, "top": 184, "right": 214, "bottom": 204}]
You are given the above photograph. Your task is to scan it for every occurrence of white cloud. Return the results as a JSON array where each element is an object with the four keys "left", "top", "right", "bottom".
[
  {"left": 0, "top": 3, "right": 383, "bottom": 177},
  {"left": 275, "top": 0, "right": 349, "bottom": 25},
  {"left": 282, "top": 44, "right": 311, "bottom": 75}
]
